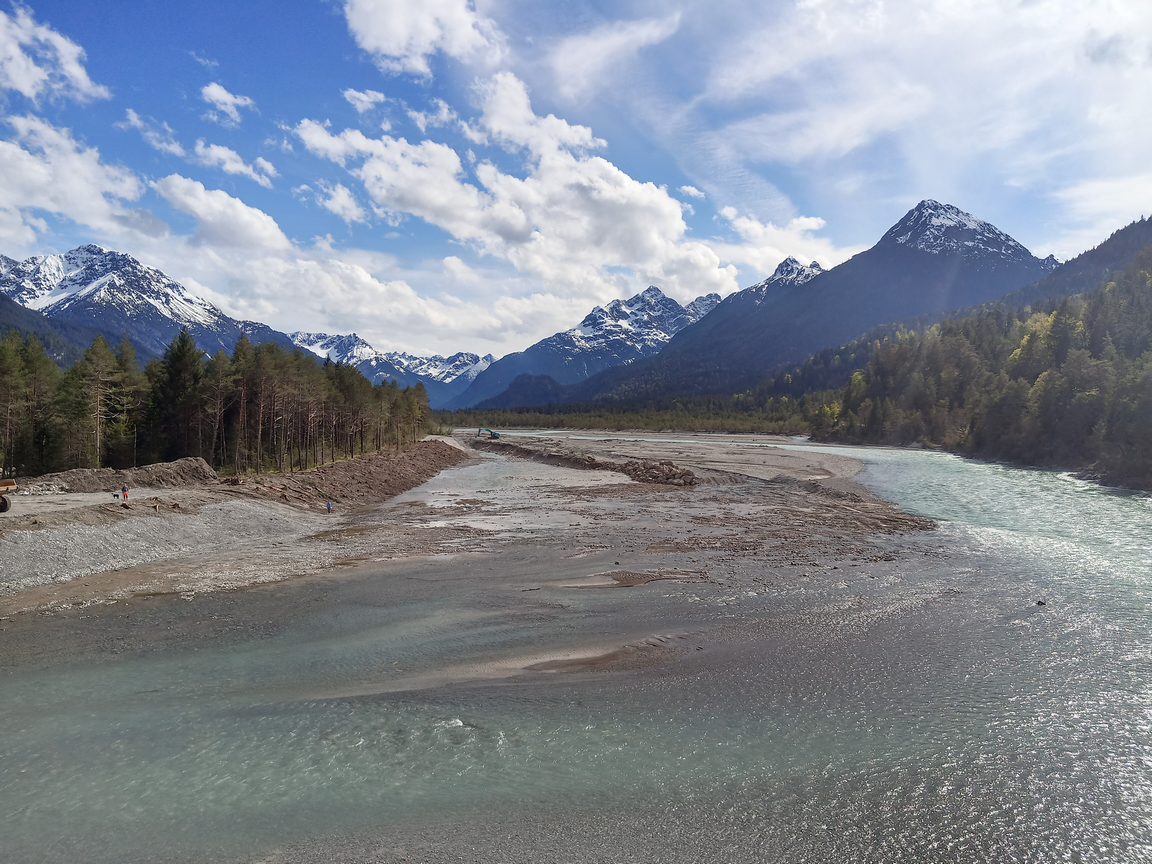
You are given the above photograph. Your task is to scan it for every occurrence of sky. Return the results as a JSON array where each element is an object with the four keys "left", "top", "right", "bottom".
[{"left": 1, "top": 0, "right": 1150, "bottom": 358}]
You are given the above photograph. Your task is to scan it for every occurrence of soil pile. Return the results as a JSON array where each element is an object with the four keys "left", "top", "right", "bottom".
[
  {"left": 20, "top": 457, "right": 218, "bottom": 494},
  {"left": 470, "top": 438, "right": 697, "bottom": 487},
  {"left": 222, "top": 440, "right": 470, "bottom": 509}
]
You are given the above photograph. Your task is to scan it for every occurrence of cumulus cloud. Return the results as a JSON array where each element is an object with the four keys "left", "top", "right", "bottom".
[
  {"left": 0, "top": 5, "right": 110, "bottom": 103},
  {"left": 151, "top": 174, "right": 290, "bottom": 250},
  {"left": 117, "top": 109, "right": 186, "bottom": 156},
  {"left": 200, "top": 82, "right": 256, "bottom": 127},
  {"left": 315, "top": 180, "right": 368, "bottom": 223},
  {"left": 711, "top": 206, "right": 860, "bottom": 275},
  {"left": 343, "top": 87, "right": 387, "bottom": 113},
  {"left": 443, "top": 254, "right": 479, "bottom": 283},
  {"left": 550, "top": 13, "right": 681, "bottom": 100},
  {"left": 342, "top": 0, "right": 505, "bottom": 76},
  {"left": 407, "top": 98, "right": 456, "bottom": 133},
  {"left": 0, "top": 114, "right": 143, "bottom": 250},
  {"left": 678, "top": 185, "right": 704, "bottom": 199},
  {"left": 295, "top": 71, "right": 739, "bottom": 304},
  {"left": 191, "top": 140, "right": 277, "bottom": 188}
]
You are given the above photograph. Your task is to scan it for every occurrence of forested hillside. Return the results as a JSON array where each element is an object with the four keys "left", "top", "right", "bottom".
[
  {"left": 829, "top": 247, "right": 1152, "bottom": 486},
  {"left": 449, "top": 241, "right": 1152, "bottom": 489},
  {"left": 0, "top": 329, "right": 431, "bottom": 478}
]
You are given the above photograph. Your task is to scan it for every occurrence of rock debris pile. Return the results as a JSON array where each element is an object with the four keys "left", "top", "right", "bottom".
[
  {"left": 19, "top": 457, "right": 219, "bottom": 494},
  {"left": 470, "top": 438, "right": 696, "bottom": 487},
  {"left": 619, "top": 459, "right": 696, "bottom": 486}
]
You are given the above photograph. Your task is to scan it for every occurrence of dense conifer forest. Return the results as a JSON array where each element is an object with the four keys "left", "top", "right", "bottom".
[{"left": 0, "top": 329, "right": 431, "bottom": 478}]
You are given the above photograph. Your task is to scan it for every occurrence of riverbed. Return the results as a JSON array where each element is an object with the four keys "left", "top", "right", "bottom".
[{"left": 2, "top": 433, "right": 1150, "bottom": 862}]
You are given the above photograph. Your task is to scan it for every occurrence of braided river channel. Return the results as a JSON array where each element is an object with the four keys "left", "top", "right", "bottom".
[{"left": 3, "top": 440, "right": 1152, "bottom": 862}]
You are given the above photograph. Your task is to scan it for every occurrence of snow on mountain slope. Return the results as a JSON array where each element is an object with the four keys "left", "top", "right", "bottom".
[
  {"left": 445, "top": 285, "right": 721, "bottom": 409},
  {"left": 0, "top": 244, "right": 298, "bottom": 358},
  {"left": 880, "top": 200, "right": 1057, "bottom": 272},
  {"left": 289, "top": 331, "right": 493, "bottom": 407},
  {"left": 2, "top": 245, "right": 222, "bottom": 325},
  {"left": 744, "top": 257, "right": 825, "bottom": 300},
  {"left": 384, "top": 351, "right": 495, "bottom": 384},
  {"left": 292, "top": 332, "right": 383, "bottom": 366},
  {"left": 291, "top": 332, "right": 493, "bottom": 384}
]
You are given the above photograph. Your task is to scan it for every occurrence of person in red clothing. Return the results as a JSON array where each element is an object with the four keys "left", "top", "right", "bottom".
[{"left": 121, "top": 484, "right": 129, "bottom": 501}]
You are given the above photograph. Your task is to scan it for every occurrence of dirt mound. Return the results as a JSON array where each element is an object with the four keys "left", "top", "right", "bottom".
[
  {"left": 20, "top": 457, "right": 219, "bottom": 494},
  {"left": 222, "top": 440, "right": 470, "bottom": 509},
  {"left": 469, "top": 438, "right": 697, "bottom": 487}
]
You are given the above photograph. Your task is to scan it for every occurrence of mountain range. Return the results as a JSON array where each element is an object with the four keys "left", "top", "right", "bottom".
[
  {"left": 0, "top": 245, "right": 296, "bottom": 359},
  {"left": 0, "top": 199, "right": 1078, "bottom": 414},
  {"left": 442, "top": 286, "right": 721, "bottom": 410},
  {"left": 535, "top": 200, "right": 1061, "bottom": 407},
  {"left": 290, "top": 331, "right": 493, "bottom": 407}
]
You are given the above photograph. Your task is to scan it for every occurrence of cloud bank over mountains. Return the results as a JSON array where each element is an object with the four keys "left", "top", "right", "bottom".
[{"left": 0, "top": 0, "right": 1148, "bottom": 357}]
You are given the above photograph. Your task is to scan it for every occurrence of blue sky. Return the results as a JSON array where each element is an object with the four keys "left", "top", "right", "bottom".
[{"left": 1, "top": 0, "right": 1150, "bottom": 357}]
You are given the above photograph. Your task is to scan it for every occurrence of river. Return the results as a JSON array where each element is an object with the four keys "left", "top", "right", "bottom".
[{"left": 2, "top": 443, "right": 1150, "bottom": 862}]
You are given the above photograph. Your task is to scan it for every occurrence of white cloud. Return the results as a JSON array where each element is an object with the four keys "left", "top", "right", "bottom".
[
  {"left": 0, "top": 114, "right": 145, "bottom": 251},
  {"left": 0, "top": 5, "right": 110, "bottom": 103},
  {"left": 315, "top": 180, "right": 368, "bottom": 224},
  {"left": 711, "top": 206, "right": 862, "bottom": 276},
  {"left": 295, "top": 72, "right": 740, "bottom": 305},
  {"left": 1048, "top": 173, "right": 1152, "bottom": 259},
  {"left": 550, "top": 13, "right": 681, "bottom": 101},
  {"left": 117, "top": 109, "right": 186, "bottom": 156},
  {"left": 475, "top": 71, "right": 603, "bottom": 157},
  {"left": 342, "top": 0, "right": 505, "bottom": 77},
  {"left": 443, "top": 254, "right": 479, "bottom": 283},
  {"left": 192, "top": 140, "right": 276, "bottom": 188},
  {"left": 343, "top": 87, "right": 387, "bottom": 113},
  {"left": 678, "top": 185, "right": 704, "bottom": 199},
  {"left": 200, "top": 82, "right": 256, "bottom": 127},
  {"left": 689, "top": 1, "right": 1152, "bottom": 219},
  {"left": 151, "top": 174, "right": 290, "bottom": 250},
  {"left": 407, "top": 98, "right": 456, "bottom": 132},
  {"left": 189, "top": 50, "right": 218, "bottom": 70}
]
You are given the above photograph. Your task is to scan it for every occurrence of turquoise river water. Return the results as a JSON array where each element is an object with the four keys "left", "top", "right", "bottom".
[{"left": 2, "top": 444, "right": 1151, "bottom": 862}]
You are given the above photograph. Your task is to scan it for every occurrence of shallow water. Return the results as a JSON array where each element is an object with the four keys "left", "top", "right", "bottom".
[{"left": 3, "top": 446, "right": 1152, "bottom": 861}]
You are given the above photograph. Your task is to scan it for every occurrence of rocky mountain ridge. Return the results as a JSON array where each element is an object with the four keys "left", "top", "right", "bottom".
[
  {"left": 444, "top": 285, "right": 721, "bottom": 410},
  {"left": 0, "top": 245, "right": 295, "bottom": 358}
]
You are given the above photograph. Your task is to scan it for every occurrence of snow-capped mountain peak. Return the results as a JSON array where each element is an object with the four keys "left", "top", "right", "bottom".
[
  {"left": 291, "top": 332, "right": 382, "bottom": 366},
  {"left": 745, "top": 257, "right": 825, "bottom": 299},
  {"left": 383, "top": 351, "right": 495, "bottom": 384},
  {"left": 880, "top": 200, "right": 1035, "bottom": 262},
  {"left": 288, "top": 332, "right": 494, "bottom": 405},
  {"left": 576, "top": 285, "right": 719, "bottom": 338},
  {"left": 0, "top": 244, "right": 268, "bottom": 358}
]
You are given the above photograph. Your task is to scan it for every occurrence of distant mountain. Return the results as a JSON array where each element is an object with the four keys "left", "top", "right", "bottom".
[
  {"left": 445, "top": 285, "right": 721, "bottom": 410},
  {"left": 383, "top": 350, "right": 493, "bottom": 386},
  {"left": 744, "top": 256, "right": 825, "bottom": 299},
  {"left": 566, "top": 200, "right": 1059, "bottom": 404},
  {"left": 994, "top": 216, "right": 1152, "bottom": 310},
  {"left": 0, "top": 291, "right": 103, "bottom": 364},
  {"left": 752, "top": 216, "right": 1152, "bottom": 405},
  {"left": 291, "top": 331, "right": 493, "bottom": 408},
  {"left": 0, "top": 245, "right": 296, "bottom": 359},
  {"left": 474, "top": 373, "right": 571, "bottom": 410}
]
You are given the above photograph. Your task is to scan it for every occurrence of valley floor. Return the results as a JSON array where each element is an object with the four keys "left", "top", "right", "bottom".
[{"left": 0, "top": 430, "right": 931, "bottom": 678}]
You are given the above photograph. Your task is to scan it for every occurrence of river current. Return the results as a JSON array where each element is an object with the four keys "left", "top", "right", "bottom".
[{"left": 3, "top": 444, "right": 1151, "bottom": 862}]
